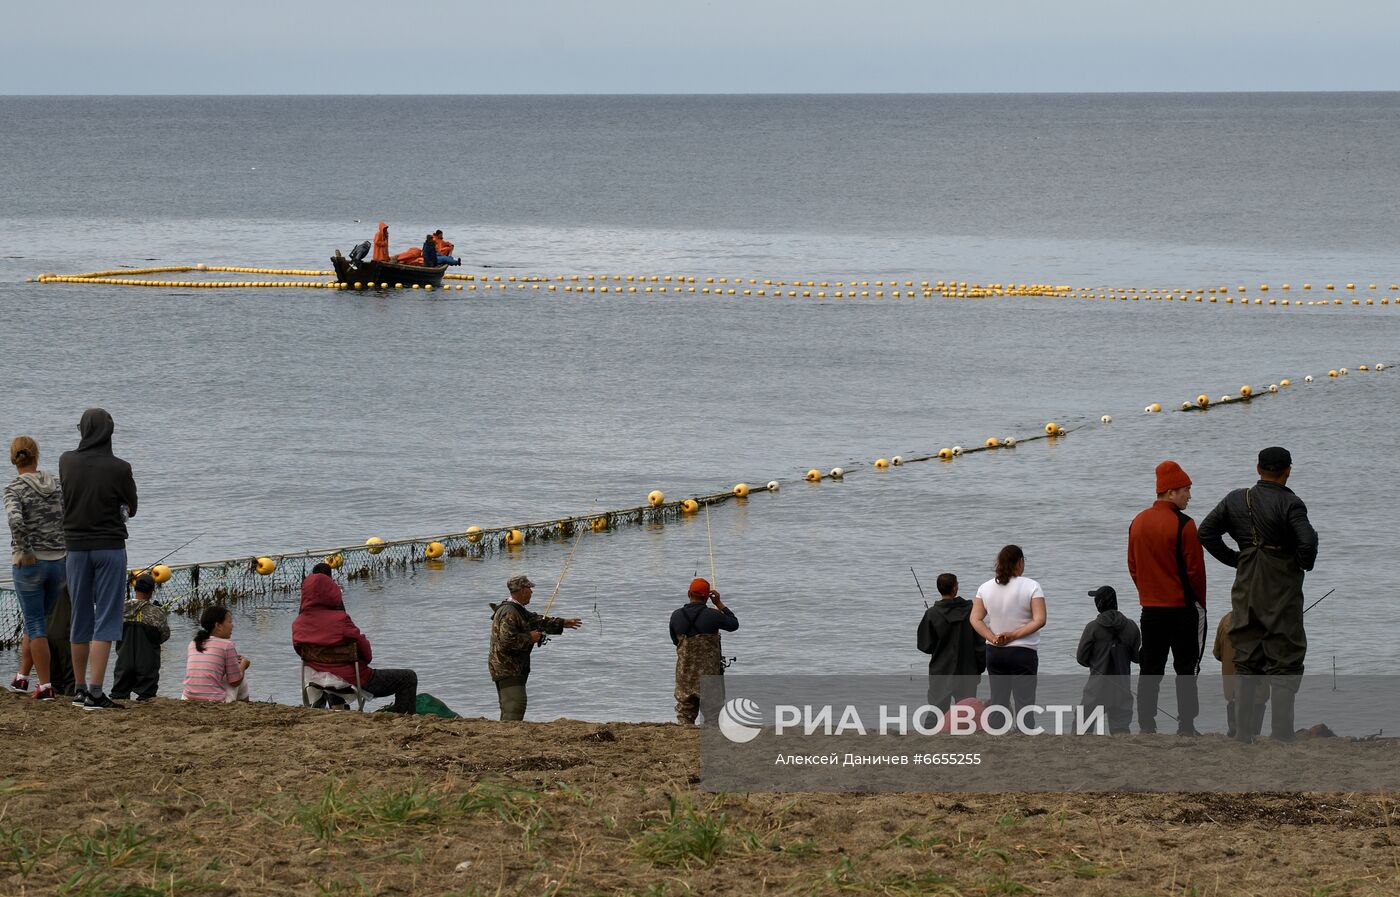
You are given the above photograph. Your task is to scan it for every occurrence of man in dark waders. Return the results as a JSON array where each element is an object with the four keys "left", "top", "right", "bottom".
[
  {"left": 488, "top": 574, "right": 582, "bottom": 721},
  {"left": 669, "top": 578, "right": 737, "bottom": 726},
  {"left": 1198, "top": 447, "right": 1318, "bottom": 742}
]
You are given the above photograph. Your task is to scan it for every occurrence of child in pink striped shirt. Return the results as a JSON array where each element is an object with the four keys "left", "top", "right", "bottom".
[{"left": 182, "top": 606, "right": 250, "bottom": 702}]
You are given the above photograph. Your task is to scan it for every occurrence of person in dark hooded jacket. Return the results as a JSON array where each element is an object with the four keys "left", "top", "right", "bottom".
[
  {"left": 59, "top": 408, "right": 138, "bottom": 711},
  {"left": 1076, "top": 585, "right": 1142, "bottom": 735},
  {"left": 291, "top": 566, "right": 419, "bottom": 714},
  {"left": 916, "top": 573, "right": 986, "bottom": 714}
]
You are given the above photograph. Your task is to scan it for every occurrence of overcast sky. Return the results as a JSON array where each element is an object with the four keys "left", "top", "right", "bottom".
[{"left": 4, "top": 1, "right": 1397, "bottom": 94}]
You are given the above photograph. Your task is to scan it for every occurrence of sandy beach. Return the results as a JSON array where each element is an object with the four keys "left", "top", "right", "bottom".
[{"left": 2, "top": 694, "right": 1397, "bottom": 896}]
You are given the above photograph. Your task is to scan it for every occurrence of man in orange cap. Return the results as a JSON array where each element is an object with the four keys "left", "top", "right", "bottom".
[
  {"left": 669, "top": 578, "right": 738, "bottom": 725},
  {"left": 1128, "top": 460, "right": 1208, "bottom": 735}
]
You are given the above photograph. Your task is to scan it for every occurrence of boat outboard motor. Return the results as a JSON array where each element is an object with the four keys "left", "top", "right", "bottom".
[{"left": 348, "top": 240, "right": 371, "bottom": 265}]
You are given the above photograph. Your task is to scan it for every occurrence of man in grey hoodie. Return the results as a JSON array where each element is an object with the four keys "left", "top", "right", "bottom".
[
  {"left": 1076, "top": 586, "right": 1142, "bottom": 735},
  {"left": 59, "top": 408, "right": 138, "bottom": 711}
]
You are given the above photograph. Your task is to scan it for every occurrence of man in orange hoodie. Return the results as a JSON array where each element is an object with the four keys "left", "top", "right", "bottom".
[{"left": 1128, "top": 460, "right": 1207, "bottom": 735}]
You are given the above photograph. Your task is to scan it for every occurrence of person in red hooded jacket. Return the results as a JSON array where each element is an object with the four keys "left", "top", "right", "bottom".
[{"left": 292, "top": 564, "right": 418, "bottom": 713}]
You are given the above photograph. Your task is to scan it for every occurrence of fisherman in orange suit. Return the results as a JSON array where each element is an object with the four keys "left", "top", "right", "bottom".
[{"left": 372, "top": 222, "right": 390, "bottom": 262}]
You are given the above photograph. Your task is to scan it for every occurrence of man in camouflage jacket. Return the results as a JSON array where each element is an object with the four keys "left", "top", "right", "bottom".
[{"left": 489, "top": 574, "right": 582, "bottom": 720}]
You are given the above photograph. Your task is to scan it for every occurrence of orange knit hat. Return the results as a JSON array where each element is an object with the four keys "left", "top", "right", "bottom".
[{"left": 1155, "top": 460, "right": 1192, "bottom": 493}]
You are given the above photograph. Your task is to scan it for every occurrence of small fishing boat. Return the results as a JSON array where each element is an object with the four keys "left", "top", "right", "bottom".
[{"left": 331, "top": 247, "right": 447, "bottom": 287}]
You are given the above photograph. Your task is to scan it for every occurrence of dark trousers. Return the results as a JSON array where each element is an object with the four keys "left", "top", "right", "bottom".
[
  {"left": 364, "top": 668, "right": 418, "bottom": 714},
  {"left": 986, "top": 646, "right": 1038, "bottom": 717},
  {"left": 1137, "top": 605, "right": 1206, "bottom": 733},
  {"left": 495, "top": 674, "right": 528, "bottom": 721}
]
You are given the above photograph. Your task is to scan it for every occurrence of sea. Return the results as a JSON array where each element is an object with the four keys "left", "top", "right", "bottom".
[{"left": 0, "top": 93, "right": 1396, "bottom": 720}]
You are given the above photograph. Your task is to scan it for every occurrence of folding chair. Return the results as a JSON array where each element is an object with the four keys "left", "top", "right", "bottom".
[{"left": 296, "top": 642, "right": 368, "bottom": 711}]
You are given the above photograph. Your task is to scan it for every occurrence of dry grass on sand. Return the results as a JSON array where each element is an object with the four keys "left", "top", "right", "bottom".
[{"left": 1, "top": 696, "right": 1398, "bottom": 896}]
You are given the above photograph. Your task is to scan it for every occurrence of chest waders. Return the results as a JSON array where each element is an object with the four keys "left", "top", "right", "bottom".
[
  {"left": 674, "top": 605, "right": 725, "bottom": 725},
  {"left": 1229, "top": 488, "right": 1306, "bottom": 741}
]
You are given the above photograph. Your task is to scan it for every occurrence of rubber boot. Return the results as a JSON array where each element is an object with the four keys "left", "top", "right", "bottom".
[
  {"left": 1233, "top": 677, "right": 1259, "bottom": 743},
  {"left": 1270, "top": 678, "right": 1297, "bottom": 742}
]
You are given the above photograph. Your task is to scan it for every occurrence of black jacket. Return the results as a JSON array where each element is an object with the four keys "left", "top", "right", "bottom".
[
  {"left": 669, "top": 603, "right": 738, "bottom": 646},
  {"left": 1076, "top": 610, "right": 1142, "bottom": 675},
  {"left": 1198, "top": 480, "right": 1318, "bottom": 571},
  {"left": 58, "top": 408, "right": 138, "bottom": 550},
  {"left": 916, "top": 597, "right": 987, "bottom": 677}
]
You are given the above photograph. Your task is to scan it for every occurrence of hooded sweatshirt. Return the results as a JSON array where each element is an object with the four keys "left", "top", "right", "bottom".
[
  {"left": 58, "top": 408, "right": 138, "bottom": 550},
  {"left": 291, "top": 573, "right": 374, "bottom": 683},
  {"left": 916, "top": 596, "right": 987, "bottom": 677},
  {"left": 4, "top": 470, "right": 66, "bottom": 564},
  {"left": 1075, "top": 590, "right": 1142, "bottom": 675}
]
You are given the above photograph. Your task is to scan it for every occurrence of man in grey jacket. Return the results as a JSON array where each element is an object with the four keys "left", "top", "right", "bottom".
[{"left": 1197, "top": 446, "right": 1318, "bottom": 742}]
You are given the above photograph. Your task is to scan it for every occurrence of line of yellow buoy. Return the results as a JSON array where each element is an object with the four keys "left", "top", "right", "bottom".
[
  {"left": 1135, "top": 363, "right": 1390, "bottom": 414},
  {"left": 32, "top": 265, "right": 1400, "bottom": 306}
]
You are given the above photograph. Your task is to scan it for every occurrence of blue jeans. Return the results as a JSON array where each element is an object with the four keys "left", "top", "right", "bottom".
[
  {"left": 11, "top": 558, "right": 66, "bottom": 638},
  {"left": 66, "top": 548, "right": 127, "bottom": 642}
]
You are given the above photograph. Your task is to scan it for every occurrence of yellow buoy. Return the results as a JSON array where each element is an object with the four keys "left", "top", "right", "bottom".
[
  {"left": 1240, "top": 385, "right": 1253, "bottom": 397},
  {"left": 255, "top": 556, "right": 276, "bottom": 575},
  {"left": 324, "top": 553, "right": 344, "bottom": 569},
  {"left": 150, "top": 563, "right": 172, "bottom": 584},
  {"left": 465, "top": 525, "right": 482, "bottom": 543},
  {"left": 806, "top": 469, "right": 822, "bottom": 482},
  {"left": 365, "top": 536, "right": 386, "bottom": 555},
  {"left": 1044, "top": 422, "right": 1060, "bottom": 436},
  {"left": 937, "top": 448, "right": 953, "bottom": 461},
  {"left": 874, "top": 458, "right": 890, "bottom": 469},
  {"left": 592, "top": 516, "right": 608, "bottom": 532},
  {"left": 985, "top": 437, "right": 999, "bottom": 448},
  {"left": 506, "top": 529, "right": 524, "bottom": 547},
  {"left": 1196, "top": 395, "right": 1210, "bottom": 408},
  {"left": 425, "top": 541, "right": 445, "bottom": 559},
  {"left": 733, "top": 482, "right": 750, "bottom": 498},
  {"left": 1358, "top": 364, "right": 1369, "bottom": 372},
  {"left": 1328, "top": 370, "right": 1339, "bottom": 378},
  {"left": 647, "top": 489, "right": 665, "bottom": 507},
  {"left": 681, "top": 499, "right": 699, "bottom": 514},
  {"left": 1148, "top": 403, "right": 1162, "bottom": 413}
]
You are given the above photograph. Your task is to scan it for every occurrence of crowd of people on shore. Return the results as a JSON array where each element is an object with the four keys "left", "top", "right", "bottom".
[
  {"left": 915, "top": 452, "right": 1318, "bottom": 742},
  {"left": 8, "top": 409, "right": 1315, "bottom": 740}
]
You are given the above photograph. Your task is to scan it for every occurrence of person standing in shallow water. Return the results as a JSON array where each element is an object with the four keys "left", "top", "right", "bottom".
[
  {"left": 1197, "top": 446, "right": 1318, "bottom": 743},
  {"left": 1127, "top": 460, "right": 1208, "bottom": 736},
  {"left": 488, "top": 574, "right": 582, "bottom": 721},
  {"left": 670, "top": 577, "right": 738, "bottom": 726},
  {"left": 60, "top": 408, "right": 138, "bottom": 711}
]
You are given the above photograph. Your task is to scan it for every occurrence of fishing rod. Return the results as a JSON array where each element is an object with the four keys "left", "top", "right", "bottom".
[
  {"left": 1303, "top": 588, "right": 1335, "bottom": 615},
  {"left": 911, "top": 567, "right": 928, "bottom": 608},
  {"left": 132, "top": 532, "right": 206, "bottom": 580},
  {"left": 541, "top": 525, "right": 586, "bottom": 616},
  {"left": 704, "top": 503, "right": 717, "bottom": 592}
]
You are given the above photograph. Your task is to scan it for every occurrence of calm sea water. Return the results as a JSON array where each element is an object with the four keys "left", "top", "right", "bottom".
[{"left": 1, "top": 94, "right": 1396, "bottom": 720}]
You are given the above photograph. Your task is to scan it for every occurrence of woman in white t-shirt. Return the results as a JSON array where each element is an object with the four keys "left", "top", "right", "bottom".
[{"left": 971, "top": 545, "right": 1047, "bottom": 716}]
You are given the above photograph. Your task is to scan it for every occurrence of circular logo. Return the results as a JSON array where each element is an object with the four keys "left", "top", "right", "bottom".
[{"left": 718, "top": 697, "right": 763, "bottom": 743}]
